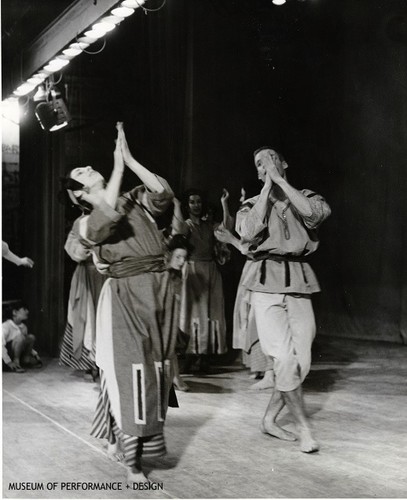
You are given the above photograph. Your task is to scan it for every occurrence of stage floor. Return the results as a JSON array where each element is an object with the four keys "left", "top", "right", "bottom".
[{"left": 3, "top": 336, "right": 407, "bottom": 498}]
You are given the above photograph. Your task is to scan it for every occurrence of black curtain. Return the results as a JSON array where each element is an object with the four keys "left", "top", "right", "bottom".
[{"left": 16, "top": 0, "right": 407, "bottom": 355}]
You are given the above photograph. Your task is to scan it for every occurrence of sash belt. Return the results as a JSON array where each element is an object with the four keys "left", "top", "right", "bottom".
[{"left": 103, "top": 254, "right": 166, "bottom": 278}]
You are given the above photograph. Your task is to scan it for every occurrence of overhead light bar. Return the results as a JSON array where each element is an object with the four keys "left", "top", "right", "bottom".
[
  {"left": 10, "top": 0, "right": 147, "bottom": 101},
  {"left": 272, "top": 0, "right": 286, "bottom": 4}
]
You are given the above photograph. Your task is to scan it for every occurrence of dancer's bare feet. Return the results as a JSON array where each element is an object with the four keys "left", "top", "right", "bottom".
[
  {"left": 260, "top": 419, "right": 297, "bottom": 441},
  {"left": 249, "top": 370, "right": 274, "bottom": 391},
  {"left": 173, "top": 376, "right": 189, "bottom": 392},
  {"left": 299, "top": 427, "right": 320, "bottom": 453},
  {"left": 127, "top": 467, "right": 148, "bottom": 485},
  {"left": 107, "top": 441, "right": 124, "bottom": 462}
]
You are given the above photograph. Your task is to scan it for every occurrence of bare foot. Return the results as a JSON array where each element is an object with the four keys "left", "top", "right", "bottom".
[
  {"left": 299, "top": 428, "right": 320, "bottom": 453},
  {"left": 249, "top": 371, "right": 274, "bottom": 391},
  {"left": 260, "top": 419, "right": 297, "bottom": 441},
  {"left": 173, "top": 377, "right": 189, "bottom": 392},
  {"left": 107, "top": 442, "right": 124, "bottom": 462},
  {"left": 127, "top": 467, "right": 148, "bottom": 486}
]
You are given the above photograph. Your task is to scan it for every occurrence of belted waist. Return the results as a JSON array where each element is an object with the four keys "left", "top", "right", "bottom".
[
  {"left": 248, "top": 252, "right": 308, "bottom": 287},
  {"left": 103, "top": 254, "right": 166, "bottom": 278},
  {"left": 248, "top": 252, "right": 308, "bottom": 263}
]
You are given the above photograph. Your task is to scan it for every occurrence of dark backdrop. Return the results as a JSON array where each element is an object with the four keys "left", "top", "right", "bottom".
[{"left": 7, "top": 0, "right": 407, "bottom": 355}]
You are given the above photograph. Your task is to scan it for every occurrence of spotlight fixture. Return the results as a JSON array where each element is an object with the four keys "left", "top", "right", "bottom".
[
  {"left": 33, "top": 85, "right": 47, "bottom": 102},
  {"left": 35, "top": 87, "right": 71, "bottom": 132},
  {"left": 272, "top": 0, "right": 286, "bottom": 5}
]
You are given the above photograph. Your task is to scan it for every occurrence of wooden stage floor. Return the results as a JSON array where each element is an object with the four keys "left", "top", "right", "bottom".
[{"left": 3, "top": 336, "right": 407, "bottom": 499}]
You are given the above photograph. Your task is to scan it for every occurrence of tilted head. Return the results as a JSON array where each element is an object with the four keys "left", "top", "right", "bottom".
[
  {"left": 69, "top": 166, "right": 105, "bottom": 194},
  {"left": 253, "top": 146, "right": 287, "bottom": 183},
  {"left": 166, "top": 234, "right": 193, "bottom": 270}
]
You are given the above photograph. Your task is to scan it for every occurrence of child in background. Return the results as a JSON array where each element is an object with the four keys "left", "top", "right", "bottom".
[
  {"left": 2, "top": 301, "right": 42, "bottom": 373},
  {"left": 166, "top": 234, "right": 193, "bottom": 391}
]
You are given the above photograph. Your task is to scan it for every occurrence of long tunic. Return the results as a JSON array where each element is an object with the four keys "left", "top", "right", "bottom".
[
  {"left": 182, "top": 219, "right": 227, "bottom": 355},
  {"left": 86, "top": 179, "right": 177, "bottom": 438}
]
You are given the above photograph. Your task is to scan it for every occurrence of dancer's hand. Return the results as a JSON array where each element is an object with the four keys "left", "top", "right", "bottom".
[
  {"left": 264, "top": 152, "right": 284, "bottom": 185},
  {"left": 113, "top": 136, "right": 124, "bottom": 173},
  {"left": 117, "top": 122, "right": 133, "bottom": 165},
  {"left": 19, "top": 257, "right": 34, "bottom": 268},
  {"left": 221, "top": 188, "right": 229, "bottom": 204}
]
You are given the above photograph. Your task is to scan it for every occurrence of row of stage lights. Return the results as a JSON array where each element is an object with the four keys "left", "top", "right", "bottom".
[{"left": 2, "top": 0, "right": 146, "bottom": 129}]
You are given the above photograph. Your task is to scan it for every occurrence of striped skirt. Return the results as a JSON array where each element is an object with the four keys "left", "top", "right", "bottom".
[
  {"left": 59, "top": 323, "right": 96, "bottom": 372},
  {"left": 91, "top": 371, "right": 166, "bottom": 467}
]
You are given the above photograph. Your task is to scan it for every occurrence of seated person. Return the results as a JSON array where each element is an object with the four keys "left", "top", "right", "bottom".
[{"left": 2, "top": 301, "right": 42, "bottom": 373}]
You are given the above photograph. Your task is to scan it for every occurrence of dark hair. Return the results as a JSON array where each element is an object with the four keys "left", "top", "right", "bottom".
[
  {"left": 166, "top": 234, "right": 194, "bottom": 257},
  {"left": 58, "top": 171, "right": 92, "bottom": 213},
  {"left": 3, "top": 300, "right": 28, "bottom": 320},
  {"left": 181, "top": 188, "right": 208, "bottom": 219},
  {"left": 253, "top": 146, "right": 285, "bottom": 163}
]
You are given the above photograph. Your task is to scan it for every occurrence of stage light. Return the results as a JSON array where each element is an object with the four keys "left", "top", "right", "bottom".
[
  {"left": 84, "top": 28, "right": 106, "bottom": 39},
  {"left": 14, "top": 83, "right": 36, "bottom": 96},
  {"left": 101, "top": 15, "right": 124, "bottom": 25},
  {"left": 35, "top": 88, "right": 71, "bottom": 132},
  {"left": 63, "top": 46, "right": 83, "bottom": 57},
  {"left": 27, "top": 76, "right": 45, "bottom": 85},
  {"left": 2, "top": 98, "right": 20, "bottom": 125},
  {"left": 33, "top": 85, "right": 47, "bottom": 102},
  {"left": 92, "top": 21, "right": 116, "bottom": 33},
  {"left": 272, "top": 0, "right": 286, "bottom": 4},
  {"left": 111, "top": 6, "right": 135, "bottom": 17},
  {"left": 121, "top": 0, "right": 146, "bottom": 7},
  {"left": 43, "top": 58, "right": 70, "bottom": 73}
]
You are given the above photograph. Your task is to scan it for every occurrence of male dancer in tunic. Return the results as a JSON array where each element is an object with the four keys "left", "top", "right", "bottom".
[{"left": 236, "top": 147, "right": 331, "bottom": 453}]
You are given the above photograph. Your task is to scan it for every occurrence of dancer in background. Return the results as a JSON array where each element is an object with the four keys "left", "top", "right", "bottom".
[
  {"left": 215, "top": 197, "right": 274, "bottom": 391},
  {"left": 181, "top": 188, "right": 232, "bottom": 372},
  {"left": 165, "top": 233, "right": 193, "bottom": 392},
  {"left": 68, "top": 123, "right": 181, "bottom": 482},
  {"left": 59, "top": 212, "right": 106, "bottom": 381}
]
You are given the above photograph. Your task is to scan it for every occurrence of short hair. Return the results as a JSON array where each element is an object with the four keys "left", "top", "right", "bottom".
[
  {"left": 253, "top": 146, "right": 285, "bottom": 163},
  {"left": 166, "top": 234, "right": 194, "bottom": 257},
  {"left": 3, "top": 300, "right": 28, "bottom": 320}
]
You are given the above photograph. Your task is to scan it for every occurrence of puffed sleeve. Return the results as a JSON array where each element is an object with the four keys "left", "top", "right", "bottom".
[
  {"left": 85, "top": 200, "right": 124, "bottom": 244},
  {"left": 64, "top": 218, "right": 91, "bottom": 263},
  {"left": 300, "top": 190, "right": 331, "bottom": 229},
  {"left": 144, "top": 175, "right": 174, "bottom": 215},
  {"left": 235, "top": 197, "right": 267, "bottom": 241}
]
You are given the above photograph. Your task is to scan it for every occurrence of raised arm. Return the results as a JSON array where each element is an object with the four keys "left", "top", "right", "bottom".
[
  {"left": 220, "top": 188, "right": 234, "bottom": 232},
  {"left": 103, "top": 126, "right": 125, "bottom": 208},
  {"left": 235, "top": 176, "right": 271, "bottom": 241},
  {"left": 171, "top": 197, "right": 189, "bottom": 235},
  {"left": 117, "top": 122, "right": 165, "bottom": 193},
  {"left": 263, "top": 155, "right": 312, "bottom": 217}
]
